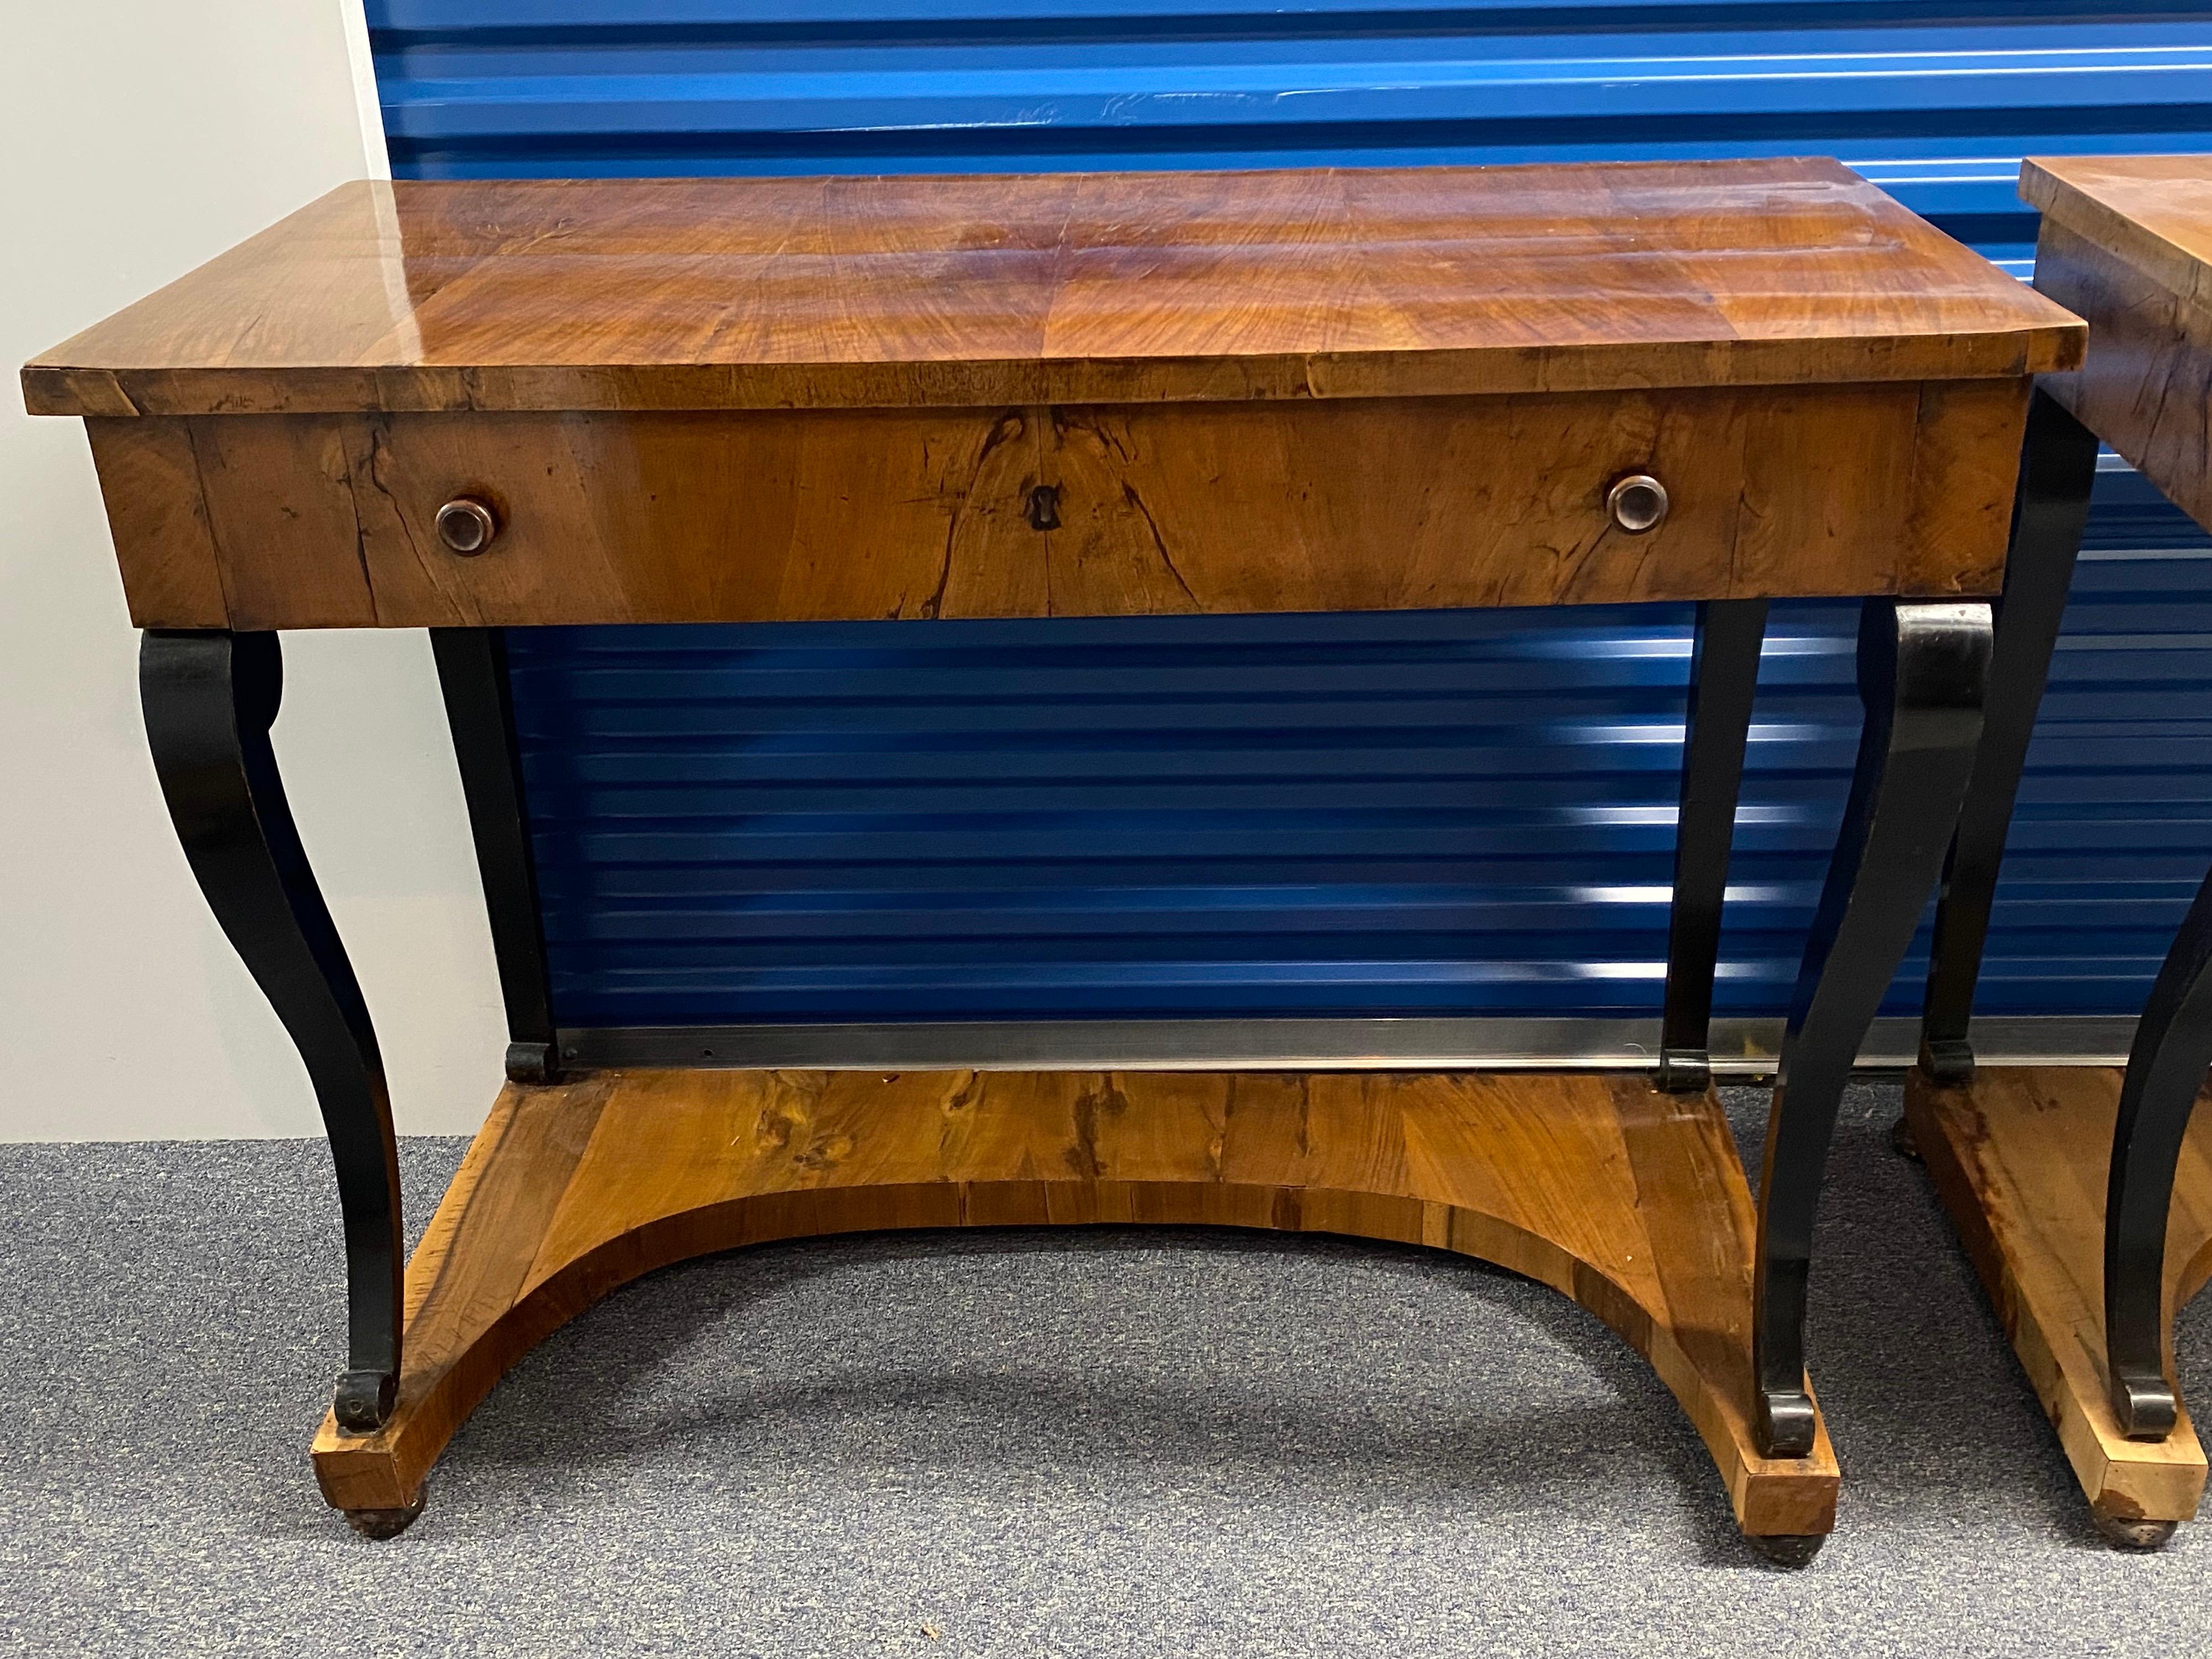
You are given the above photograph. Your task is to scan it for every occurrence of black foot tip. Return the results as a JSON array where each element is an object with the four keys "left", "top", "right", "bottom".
[
  {"left": 332, "top": 1369, "right": 397, "bottom": 1435},
  {"left": 1656, "top": 1049, "right": 1711, "bottom": 1095},
  {"left": 1888, "top": 1114, "right": 1923, "bottom": 1161},
  {"left": 2092, "top": 1512, "right": 2177, "bottom": 1552},
  {"left": 1916, "top": 1038, "right": 1974, "bottom": 1088},
  {"left": 1755, "top": 1391, "right": 1818, "bottom": 1460},
  {"left": 1745, "top": 1532, "right": 1825, "bottom": 1568},
  {"left": 505, "top": 1040, "right": 560, "bottom": 1086},
  {"left": 343, "top": 1488, "right": 426, "bottom": 1541},
  {"left": 2113, "top": 1376, "right": 2180, "bottom": 1442}
]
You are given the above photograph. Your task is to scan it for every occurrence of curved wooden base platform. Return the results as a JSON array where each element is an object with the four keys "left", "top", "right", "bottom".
[
  {"left": 311, "top": 1068, "right": 1838, "bottom": 1541},
  {"left": 1903, "top": 1068, "right": 2212, "bottom": 1534}
]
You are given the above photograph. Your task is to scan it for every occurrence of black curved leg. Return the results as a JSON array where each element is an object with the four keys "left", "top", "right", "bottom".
[
  {"left": 140, "top": 630, "right": 402, "bottom": 1433},
  {"left": 2104, "top": 870, "right": 2212, "bottom": 1439},
  {"left": 1752, "top": 599, "right": 1994, "bottom": 1455},
  {"left": 1918, "top": 389, "right": 2099, "bottom": 1084},
  {"left": 430, "top": 628, "right": 559, "bottom": 1086},
  {"left": 1660, "top": 598, "right": 1768, "bottom": 1092}
]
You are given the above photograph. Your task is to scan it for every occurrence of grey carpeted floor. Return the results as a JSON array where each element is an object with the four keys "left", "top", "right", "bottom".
[{"left": 4, "top": 1081, "right": 2211, "bottom": 1658}]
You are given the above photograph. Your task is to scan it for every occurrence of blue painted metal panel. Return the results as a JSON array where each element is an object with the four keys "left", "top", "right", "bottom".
[{"left": 372, "top": 1, "right": 2212, "bottom": 1026}]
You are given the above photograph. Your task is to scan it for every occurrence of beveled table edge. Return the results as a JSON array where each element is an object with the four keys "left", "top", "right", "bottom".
[
  {"left": 22, "top": 331, "right": 2084, "bottom": 421},
  {"left": 2022, "top": 155, "right": 2212, "bottom": 313}
]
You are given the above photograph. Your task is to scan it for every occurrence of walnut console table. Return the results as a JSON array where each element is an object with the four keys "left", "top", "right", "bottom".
[
  {"left": 23, "top": 160, "right": 2080, "bottom": 1561},
  {"left": 1902, "top": 154, "right": 2212, "bottom": 1548}
]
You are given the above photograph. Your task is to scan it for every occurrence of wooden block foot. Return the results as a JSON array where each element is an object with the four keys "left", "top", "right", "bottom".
[
  {"left": 310, "top": 1069, "right": 1838, "bottom": 1543},
  {"left": 1903, "top": 1068, "right": 2212, "bottom": 1533}
]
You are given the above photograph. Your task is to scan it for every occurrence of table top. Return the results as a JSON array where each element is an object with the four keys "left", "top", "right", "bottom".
[
  {"left": 2022, "top": 154, "right": 2212, "bottom": 309},
  {"left": 24, "top": 158, "right": 2077, "bottom": 420}
]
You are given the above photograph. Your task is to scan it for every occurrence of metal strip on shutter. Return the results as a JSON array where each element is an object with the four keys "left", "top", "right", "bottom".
[{"left": 370, "top": 2, "right": 2212, "bottom": 1032}]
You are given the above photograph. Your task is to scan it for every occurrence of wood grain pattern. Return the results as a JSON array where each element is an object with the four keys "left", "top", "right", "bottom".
[
  {"left": 2022, "top": 155, "right": 2212, "bottom": 316},
  {"left": 1903, "top": 1067, "right": 2212, "bottom": 1527},
  {"left": 25, "top": 161, "right": 2080, "bottom": 420},
  {"left": 2030, "top": 215, "right": 2212, "bottom": 538},
  {"left": 117, "top": 380, "right": 2027, "bottom": 629},
  {"left": 2021, "top": 156, "right": 2212, "bottom": 535},
  {"left": 310, "top": 1068, "right": 1839, "bottom": 1540},
  {"left": 82, "top": 418, "right": 227, "bottom": 625}
]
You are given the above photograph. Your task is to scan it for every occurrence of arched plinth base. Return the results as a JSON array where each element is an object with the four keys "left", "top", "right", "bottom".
[
  {"left": 311, "top": 1068, "right": 1838, "bottom": 1543},
  {"left": 1903, "top": 1069, "right": 2212, "bottom": 1538}
]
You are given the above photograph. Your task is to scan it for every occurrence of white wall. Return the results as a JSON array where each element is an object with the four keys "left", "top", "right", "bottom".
[{"left": 1, "top": 2, "right": 505, "bottom": 1139}]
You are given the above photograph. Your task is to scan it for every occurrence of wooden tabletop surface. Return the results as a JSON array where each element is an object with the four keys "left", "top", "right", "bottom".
[
  {"left": 2022, "top": 153, "right": 2212, "bottom": 307},
  {"left": 2022, "top": 154, "right": 2212, "bottom": 540},
  {"left": 24, "top": 158, "right": 2078, "bottom": 419}
]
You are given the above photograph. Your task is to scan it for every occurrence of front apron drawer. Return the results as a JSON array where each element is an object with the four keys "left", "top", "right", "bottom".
[{"left": 94, "top": 380, "right": 2025, "bottom": 629}]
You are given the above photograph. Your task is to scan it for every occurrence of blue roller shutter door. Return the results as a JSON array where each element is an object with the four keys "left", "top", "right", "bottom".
[{"left": 368, "top": 3, "right": 2212, "bottom": 1029}]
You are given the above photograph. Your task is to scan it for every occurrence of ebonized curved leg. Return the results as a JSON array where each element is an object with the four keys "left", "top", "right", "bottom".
[
  {"left": 2106, "top": 871, "right": 2212, "bottom": 1439},
  {"left": 1660, "top": 598, "right": 1768, "bottom": 1092},
  {"left": 430, "top": 628, "right": 559, "bottom": 1086},
  {"left": 140, "top": 630, "right": 403, "bottom": 1433},
  {"left": 1918, "top": 389, "right": 2099, "bottom": 1084},
  {"left": 1753, "top": 599, "right": 1993, "bottom": 1455}
]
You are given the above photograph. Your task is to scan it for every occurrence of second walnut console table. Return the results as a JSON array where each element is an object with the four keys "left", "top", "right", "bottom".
[
  {"left": 23, "top": 158, "right": 2081, "bottom": 1561},
  {"left": 1904, "top": 153, "right": 2212, "bottom": 1548}
]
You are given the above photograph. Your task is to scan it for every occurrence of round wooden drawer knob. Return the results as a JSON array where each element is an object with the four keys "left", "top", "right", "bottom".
[
  {"left": 435, "top": 497, "right": 499, "bottom": 555},
  {"left": 1607, "top": 474, "right": 1668, "bottom": 534}
]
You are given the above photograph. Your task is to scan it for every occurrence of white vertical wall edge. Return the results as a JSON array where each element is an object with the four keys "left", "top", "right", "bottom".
[
  {"left": 338, "top": 0, "right": 392, "bottom": 181},
  {"left": 0, "top": 1, "right": 501, "bottom": 1141}
]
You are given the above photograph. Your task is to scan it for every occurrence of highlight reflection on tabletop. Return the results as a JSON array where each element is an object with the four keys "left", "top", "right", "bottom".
[{"left": 23, "top": 158, "right": 2079, "bottom": 418}]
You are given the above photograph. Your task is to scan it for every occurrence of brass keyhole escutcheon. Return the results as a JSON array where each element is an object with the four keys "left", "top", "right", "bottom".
[
  {"left": 435, "top": 497, "right": 500, "bottom": 555},
  {"left": 1606, "top": 474, "right": 1668, "bottom": 535}
]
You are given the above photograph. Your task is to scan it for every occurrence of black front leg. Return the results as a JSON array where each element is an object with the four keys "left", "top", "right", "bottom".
[
  {"left": 1918, "top": 389, "right": 2099, "bottom": 1083},
  {"left": 1752, "top": 599, "right": 1993, "bottom": 1455},
  {"left": 1659, "top": 598, "right": 1768, "bottom": 1092},
  {"left": 140, "top": 631, "right": 403, "bottom": 1433},
  {"left": 2104, "top": 871, "right": 2212, "bottom": 1439}
]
